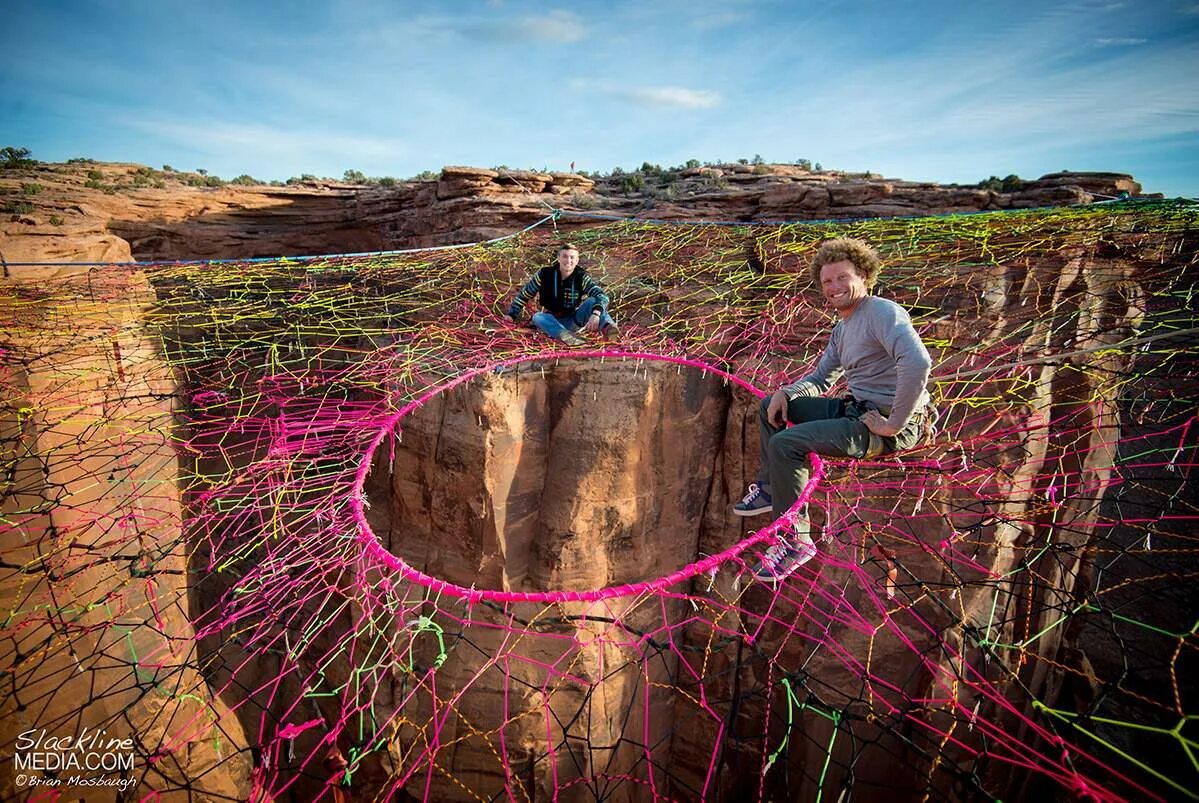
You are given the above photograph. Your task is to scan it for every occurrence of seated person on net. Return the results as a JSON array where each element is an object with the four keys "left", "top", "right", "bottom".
[
  {"left": 504, "top": 243, "right": 619, "bottom": 344},
  {"left": 738, "top": 237, "right": 933, "bottom": 582}
]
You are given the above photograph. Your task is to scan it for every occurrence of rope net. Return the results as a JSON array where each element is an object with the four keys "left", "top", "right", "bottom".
[{"left": 2, "top": 200, "right": 1197, "bottom": 801}]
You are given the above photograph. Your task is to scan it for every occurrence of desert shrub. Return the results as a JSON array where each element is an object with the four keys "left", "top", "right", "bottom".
[
  {"left": 87, "top": 169, "right": 104, "bottom": 181},
  {"left": 4, "top": 200, "right": 34, "bottom": 214},
  {"left": 696, "top": 176, "right": 730, "bottom": 192},
  {"left": 230, "top": 174, "right": 260, "bottom": 186},
  {"left": 343, "top": 169, "right": 367, "bottom": 183},
  {"left": 1, "top": 147, "right": 36, "bottom": 169},
  {"left": 650, "top": 183, "right": 683, "bottom": 201},
  {"left": 621, "top": 173, "right": 645, "bottom": 193},
  {"left": 979, "top": 174, "right": 1027, "bottom": 192},
  {"left": 377, "top": 176, "right": 398, "bottom": 187},
  {"left": 567, "top": 191, "right": 601, "bottom": 209},
  {"left": 49, "top": 215, "right": 64, "bottom": 225},
  {"left": 183, "top": 174, "right": 224, "bottom": 187},
  {"left": 67, "top": 156, "right": 97, "bottom": 164},
  {"left": 84, "top": 178, "right": 104, "bottom": 190},
  {"left": 22, "top": 183, "right": 42, "bottom": 195}
]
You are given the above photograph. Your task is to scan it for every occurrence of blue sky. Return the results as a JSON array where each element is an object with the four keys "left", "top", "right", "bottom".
[{"left": 3, "top": 0, "right": 1198, "bottom": 196}]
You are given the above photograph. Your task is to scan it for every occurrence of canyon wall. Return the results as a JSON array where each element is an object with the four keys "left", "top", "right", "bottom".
[
  {"left": 2, "top": 160, "right": 1144, "bottom": 262},
  {"left": 1, "top": 203, "right": 1193, "bottom": 800},
  {"left": 0, "top": 266, "right": 251, "bottom": 799}
]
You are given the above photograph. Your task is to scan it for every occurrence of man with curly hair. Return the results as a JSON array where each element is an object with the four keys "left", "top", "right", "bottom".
[{"left": 738, "top": 237, "right": 933, "bottom": 581}]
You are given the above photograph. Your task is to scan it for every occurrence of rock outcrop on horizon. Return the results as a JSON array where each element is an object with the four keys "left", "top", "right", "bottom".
[{"left": 1, "top": 159, "right": 1146, "bottom": 263}]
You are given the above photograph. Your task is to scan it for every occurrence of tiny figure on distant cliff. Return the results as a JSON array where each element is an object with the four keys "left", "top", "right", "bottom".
[
  {"left": 504, "top": 242, "right": 619, "bottom": 345},
  {"left": 738, "top": 238, "right": 933, "bottom": 581}
]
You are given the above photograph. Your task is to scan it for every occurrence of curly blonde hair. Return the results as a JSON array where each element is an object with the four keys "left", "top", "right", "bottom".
[{"left": 810, "top": 238, "right": 882, "bottom": 288}]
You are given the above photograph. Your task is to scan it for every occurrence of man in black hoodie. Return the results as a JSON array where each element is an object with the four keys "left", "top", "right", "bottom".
[{"left": 504, "top": 243, "right": 618, "bottom": 344}]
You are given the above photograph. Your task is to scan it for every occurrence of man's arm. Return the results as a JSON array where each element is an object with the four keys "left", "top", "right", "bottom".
[
  {"left": 505, "top": 273, "right": 542, "bottom": 320},
  {"left": 874, "top": 302, "right": 932, "bottom": 430},
  {"left": 580, "top": 275, "right": 610, "bottom": 318},
  {"left": 781, "top": 328, "right": 843, "bottom": 400}
]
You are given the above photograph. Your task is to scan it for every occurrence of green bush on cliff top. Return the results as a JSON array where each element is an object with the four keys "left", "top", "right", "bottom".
[{"left": 1, "top": 146, "right": 36, "bottom": 170}]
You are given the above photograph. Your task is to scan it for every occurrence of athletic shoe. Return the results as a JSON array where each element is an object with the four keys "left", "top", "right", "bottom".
[
  {"left": 559, "top": 330, "right": 586, "bottom": 346},
  {"left": 733, "top": 483, "right": 772, "bottom": 517},
  {"left": 602, "top": 322, "right": 622, "bottom": 340},
  {"left": 751, "top": 522, "right": 817, "bottom": 582}
]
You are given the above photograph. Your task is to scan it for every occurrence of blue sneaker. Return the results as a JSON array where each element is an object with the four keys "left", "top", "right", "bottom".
[
  {"left": 751, "top": 524, "right": 817, "bottom": 582},
  {"left": 733, "top": 483, "right": 772, "bottom": 517}
]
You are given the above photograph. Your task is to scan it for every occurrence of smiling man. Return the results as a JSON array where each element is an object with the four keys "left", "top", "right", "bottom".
[
  {"left": 505, "top": 243, "right": 618, "bottom": 345},
  {"left": 738, "top": 238, "right": 933, "bottom": 581}
]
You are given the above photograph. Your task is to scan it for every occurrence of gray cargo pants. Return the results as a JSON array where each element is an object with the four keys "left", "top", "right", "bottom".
[{"left": 756, "top": 395, "right": 925, "bottom": 518}]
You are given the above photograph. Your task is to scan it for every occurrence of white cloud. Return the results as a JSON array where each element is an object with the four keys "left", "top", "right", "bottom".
[
  {"left": 126, "top": 119, "right": 405, "bottom": 176},
  {"left": 406, "top": 9, "right": 585, "bottom": 44},
  {"left": 1095, "top": 37, "right": 1148, "bottom": 45},
  {"left": 513, "top": 10, "right": 585, "bottom": 42},
  {"left": 609, "top": 85, "right": 723, "bottom": 109}
]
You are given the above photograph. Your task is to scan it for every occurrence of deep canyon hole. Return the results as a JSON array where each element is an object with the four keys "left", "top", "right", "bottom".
[{"left": 362, "top": 357, "right": 764, "bottom": 594}]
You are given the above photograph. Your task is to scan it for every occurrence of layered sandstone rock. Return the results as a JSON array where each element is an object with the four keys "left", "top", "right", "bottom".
[
  {"left": 368, "top": 360, "right": 736, "bottom": 594},
  {"left": 355, "top": 360, "right": 751, "bottom": 800},
  {"left": 0, "top": 266, "right": 251, "bottom": 800},
  {"left": 1, "top": 160, "right": 1148, "bottom": 263}
]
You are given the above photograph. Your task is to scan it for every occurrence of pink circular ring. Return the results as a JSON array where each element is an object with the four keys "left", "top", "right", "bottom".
[{"left": 350, "top": 349, "right": 824, "bottom": 604}]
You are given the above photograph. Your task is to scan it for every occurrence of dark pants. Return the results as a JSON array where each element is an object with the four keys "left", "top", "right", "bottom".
[{"left": 757, "top": 396, "right": 924, "bottom": 517}]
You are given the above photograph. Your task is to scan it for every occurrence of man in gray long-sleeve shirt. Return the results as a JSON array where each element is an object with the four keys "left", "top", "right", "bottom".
[{"left": 741, "top": 237, "right": 933, "bottom": 581}]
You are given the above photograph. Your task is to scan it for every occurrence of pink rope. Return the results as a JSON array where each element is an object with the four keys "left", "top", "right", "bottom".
[{"left": 350, "top": 349, "right": 824, "bottom": 603}]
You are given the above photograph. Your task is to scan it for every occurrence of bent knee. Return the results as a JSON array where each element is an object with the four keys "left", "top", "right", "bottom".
[
  {"left": 758, "top": 395, "right": 773, "bottom": 421},
  {"left": 767, "top": 431, "right": 810, "bottom": 461}
]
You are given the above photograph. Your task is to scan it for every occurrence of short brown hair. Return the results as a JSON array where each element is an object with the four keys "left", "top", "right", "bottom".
[
  {"left": 811, "top": 238, "right": 882, "bottom": 288},
  {"left": 557, "top": 242, "right": 579, "bottom": 254}
]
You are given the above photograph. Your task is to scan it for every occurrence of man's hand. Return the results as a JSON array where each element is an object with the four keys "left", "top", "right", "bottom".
[
  {"left": 583, "top": 310, "right": 602, "bottom": 333},
  {"left": 767, "top": 389, "right": 790, "bottom": 427},
  {"left": 861, "top": 409, "right": 900, "bottom": 437}
]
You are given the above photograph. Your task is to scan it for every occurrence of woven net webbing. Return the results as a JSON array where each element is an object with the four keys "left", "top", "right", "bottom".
[{"left": 2, "top": 201, "right": 1197, "bottom": 801}]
